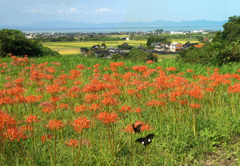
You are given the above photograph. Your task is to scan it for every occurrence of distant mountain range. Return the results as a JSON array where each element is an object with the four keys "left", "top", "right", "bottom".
[{"left": 0, "top": 20, "right": 227, "bottom": 31}]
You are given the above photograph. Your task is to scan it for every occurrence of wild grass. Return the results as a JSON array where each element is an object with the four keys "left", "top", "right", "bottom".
[{"left": 0, "top": 55, "right": 240, "bottom": 165}]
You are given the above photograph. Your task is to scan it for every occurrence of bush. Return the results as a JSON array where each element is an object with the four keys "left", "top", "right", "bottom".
[
  {"left": 111, "top": 53, "right": 123, "bottom": 61},
  {"left": 145, "top": 53, "right": 158, "bottom": 62},
  {"left": 126, "top": 48, "right": 150, "bottom": 62}
]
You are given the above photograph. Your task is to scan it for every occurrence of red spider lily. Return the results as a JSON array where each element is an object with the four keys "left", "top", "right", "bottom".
[
  {"left": 214, "top": 68, "right": 220, "bottom": 72},
  {"left": 42, "top": 107, "right": 53, "bottom": 114},
  {"left": 14, "top": 77, "right": 24, "bottom": 84},
  {"left": 74, "top": 105, "right": 87, "bottom": 113},
  {"left": 25, "top": 95, "right": 42, "bottom": 103},
  {"left": 74, "top": 81, "right": 82, "bottom": 85},
  {"left": 189, "top": 103, "right": 201, "bottom": 109},
  {"left": 127, "top": 89, "right": 135, "bottom": 95},
  {"left": 47, "top": 119, "right": 64, "bottom": 131},
  {"left": 0, "top": 111, "right": 17, "bottom": 131},
  {"left": 119, "top": 105, "right": 132, "bottom": 113},
  {"left": 158, "top": 93, "right": 168, "bottom": 99},
  {"left": 89, "top": 103, "right": 101, "bottom": 111},
  {"left": 228, "top": 83, "right": 240, "bottom": 93},
  {"left": 136, "top": 94, "right": 141, "bottom": 98},
  {"left": 41, "top": 133, "right": 53, "bottom": 144},
  {"left": 50, "top": 96, "right": 61, "bottom": 103},
  {"left": 46, "top": 84, "right": 67, "bottom": 94},
  {"left": 165, "top": 67, "right": 177, "bottom": 71},
  {"left": 2, "top": 127, "right": 28, "bottom": 142},
  {"left": 85, "top": 93, "right": 99, "bottom": 103},
  {"left": 156, "top": 66, "right": 162, "bottom": 70},
  {"left": 65, "top": 139, "right": 79, "bottom": 148},
  {"left": 72, "top": 117, "right": 90, "bottom": 134},
  {"left": 58, "top": 103, "right": 69, "bottom": 109},
  {"left": 146, "top": 100, "right": 165, "bottom": 107},
  {"left": 20, "top": 125, "right": 32, "bottom": 132},
  {"left": 101, "top": 97, "right": 118, "bottom": 106},
  {"left": 45, "top": 67, "right": 56, "bottom": 74},
  {"left": 26, "top": 115, "right": 39, "bottom": 124},
  {"left": 39, "top": 102, "right": 53, "bottom": 108},
  {"left": 97, "top": 112, "right": 118, "bottom": 125},
  {"left": 52, "top": 62, "right": 61, "bottom": 66},
  {"left": 185, "top": 87, "right": 204, "bottom": 99},
  {"left": 110, "top": 62, "right": 125, "bottom": 68},
  {"left": 65, "top": 139, "right": 90, "bottom": 148},
  {"left": 135, "top": 107, "right": 144, "bottom": 113},
  {"left": 132, "top": 65, "right": 148, "bottom": 72},
  {"left": 146, "top": 60, "right": 154, "bottom": 64},
  {"left": 125, "top": 121, "right": 151, "bottom": 133},
  {"left": 206, "top": 87, "right": 214, "bottom": 92},
  {"left": 93, "top": 69, "right": 100, "bottom": 73},
  {"left": 179, "top": 100, "right": 188, "bottom": 105},
  {"left": 94, "top": 64, "right": 100, "bottom": 68},
  {"left": 75, "top": 64, "right": 85, "bottom": 70},
  {"left": 186, "top": 69, "right": 193, "bottom": 73}
]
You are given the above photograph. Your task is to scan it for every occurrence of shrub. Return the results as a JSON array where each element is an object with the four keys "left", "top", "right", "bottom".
[
  {"left": 111, "top": 53, "right": 123, "bottom": 61},
  {"left": 145, "top": 53, "right": 158, "bottom": 62}
]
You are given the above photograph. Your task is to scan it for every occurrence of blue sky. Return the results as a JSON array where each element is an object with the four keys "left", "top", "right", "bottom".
[{"left": 0, "top": 0, "right": 240, "bottom": 25}]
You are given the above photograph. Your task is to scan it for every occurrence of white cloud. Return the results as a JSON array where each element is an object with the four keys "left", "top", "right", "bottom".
[
  {"left": 95, "top": 8, "right": 114, "bottom": 13},
  {"left": 57, "top": 9, "right": 64, "bottom": 13},
  {"left": 60, "top": 2, "right": 67, "bottom": 6},
  {"left": 68, "top": 8, "right": 83, "bottom": 13},
  {"left": 21, "top": 9, "right": 46, "bottom": 14}
]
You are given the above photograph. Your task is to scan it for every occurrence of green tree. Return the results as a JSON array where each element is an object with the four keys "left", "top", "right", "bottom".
[
  {"left": 146, "top": 36, "right": 170, "bottom": 46},
  {"left": 222, "top": 16, "right": 240, "bottom": 42},
  {"left": 126, "top": 48, "right": 150, "bottom": 62},
  {"left": 0, "top": 29, "right": 59, "bottom": 57},
  {"left": 178, "top": 15, "right": 240, "bottom": 65},
  {"left": 155, "top": 29, "right": 164, "bottom": 34}
]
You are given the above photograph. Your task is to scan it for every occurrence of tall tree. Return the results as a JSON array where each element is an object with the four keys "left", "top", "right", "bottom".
[{"left": 0, "top": 29, "right": 59, "bottom": 57}]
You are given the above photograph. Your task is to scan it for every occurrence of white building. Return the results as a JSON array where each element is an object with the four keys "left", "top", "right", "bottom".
[{"left": 170, "top": 31, "right": 184, "bottom": 35}]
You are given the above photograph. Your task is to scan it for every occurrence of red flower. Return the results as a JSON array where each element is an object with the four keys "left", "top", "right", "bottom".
[
  {"left": 58, "top": 103, "right": 69, "bottom": 109},
  {"left": 65, "top": 139, "right": 79, "bottom": 148},
  {"left": 41, "top": 133, "right": 53, "bottom": 144},
  {"left": 26, "top": 115, "right": 39, "bottom": 124},
  {"left": 146, "top": 60, "right": 154, "bottom": 64},
  {"left": 89, "top": 103, "right": 101, "bottom": 111},
  {"left": 97, "top": 112, "right": 118, "bottom": 125},
  {"left": 74, "top": 105, "right": 87, "bottom": 113},
  {"left": 165, "top": 67, "right": 177, "bottom": 71},
  {"left": 189, "top": 103, "right": 201, "bottom": 109},
  {"left": 47, "top": 119, "right": 64, "bottom": 131},
  {"left": 119, "top": 105, "right": 132, "bottom": 113},
  {"left": 73, "top": 117, "right": 90, "bottom": 133},
  {"left": 135, "top": 107, "right": 144, "bottom": 113}
]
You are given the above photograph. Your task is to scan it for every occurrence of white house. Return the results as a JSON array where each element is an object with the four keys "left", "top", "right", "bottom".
[
  {"left": 169, "top": 43, "right": 182, "bottom": 52},
  {"left": 170, "top": 31, "right": 184, "bottom": 35}
]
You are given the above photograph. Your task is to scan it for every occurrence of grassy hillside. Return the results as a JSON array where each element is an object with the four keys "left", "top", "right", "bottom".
[{"left": 1, "top": 55, "right": 240, "bottom": 165}]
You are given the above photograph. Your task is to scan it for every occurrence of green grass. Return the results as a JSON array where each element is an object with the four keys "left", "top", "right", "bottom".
[{"left": 0, "top": 56, "right": 240, "bottom": 165}]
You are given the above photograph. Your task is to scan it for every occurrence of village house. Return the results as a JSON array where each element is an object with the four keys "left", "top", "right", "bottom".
[
  {"left": 151, "top": 42, "right": 165, "bottom": 51},
  {"left": 80, "top": 47, "right": 89, "bottom": 56},
  {"left": 169, "top": 43, "right": 183, "bottom": 52}
]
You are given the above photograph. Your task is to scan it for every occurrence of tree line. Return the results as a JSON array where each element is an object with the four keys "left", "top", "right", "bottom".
[{"left": 178, "top": 15, "right": 240, "bottom": 65}]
